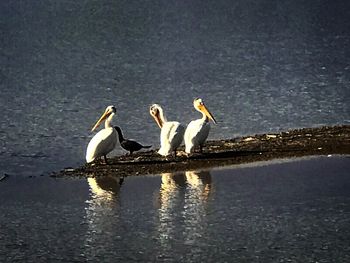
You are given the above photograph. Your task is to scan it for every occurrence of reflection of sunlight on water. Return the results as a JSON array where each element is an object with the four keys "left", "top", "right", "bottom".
[
  {"left": 84, "top": 175, "right": 123, "bottom": 260},
  {"left": 87, "top": 177, "right": 114, "bottom": 203},
  {"left": 185, "top": 170, "right": 212, "bottom": 201},
  {"left": 158, "top": 172, "right": 186, "bottom": 257},
  {"left": 159, "top": 172, "right": 186, "bottom": 209},
  {"left": 157, "top": 170, "right": 212, "bottom": 260},
  {"left": 183, "top": 171, "right": 211, "bottom": 252}
]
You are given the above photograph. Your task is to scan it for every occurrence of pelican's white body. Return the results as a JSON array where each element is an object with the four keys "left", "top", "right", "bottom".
[
  {"left": 184, "top": 98, "right": 216, "bottom": 154},
  {"left": 184, "top": 119, "right": 210, "bottom": 153},
  {"left": 150, "top": 104, "right": 185, "bottom": 156},
  {"left": 86, "top": 127, "right": 118, "bottom": 163},
  {"left": 85, "top": 106, "right": 117, "bottom": 163},
  {"left": 158, "top": 121, "right": 185, "bottom": 156}
]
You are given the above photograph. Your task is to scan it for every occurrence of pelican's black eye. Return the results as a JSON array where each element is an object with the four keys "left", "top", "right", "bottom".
[{"left": 111, "top": 106, "right": 116, "bottom": 112}]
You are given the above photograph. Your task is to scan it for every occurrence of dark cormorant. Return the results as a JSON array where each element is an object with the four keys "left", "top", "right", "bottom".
[{"left": 114, "top": 126, "right": 152, "bottom": 155}]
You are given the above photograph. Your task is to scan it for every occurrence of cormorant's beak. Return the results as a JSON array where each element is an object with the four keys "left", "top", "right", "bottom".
[{"left": 91, "top": 109, "right": 111, "bottom": 132}]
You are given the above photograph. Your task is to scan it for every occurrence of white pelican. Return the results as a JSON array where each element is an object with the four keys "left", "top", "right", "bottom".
[
  {"left": 184, "top": 98, "right": 217, "bottom": 154},
  {"left": 86, "top": 105, "right": 118, "bottom": 164},
  {"left": 150, "top": 104, "right": 185, "bottom": 156}
]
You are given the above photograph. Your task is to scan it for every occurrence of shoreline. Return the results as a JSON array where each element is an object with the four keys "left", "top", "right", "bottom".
[{"left": 53, "top": 125, "right": 350, "bottom": 178}]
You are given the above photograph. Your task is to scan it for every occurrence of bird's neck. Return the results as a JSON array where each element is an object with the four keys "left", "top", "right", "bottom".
[
  {"left": 157, "top": 111, "right": 167, "bottom": 128},
  {"left": 201, "top": 112, "right": 209, "bottom": 123},
  {"left": 116, "top": 128, "right": 125, "bottom": 142},
  {"left": 105, "top": 113, "right": 114, "bottom": 129}
]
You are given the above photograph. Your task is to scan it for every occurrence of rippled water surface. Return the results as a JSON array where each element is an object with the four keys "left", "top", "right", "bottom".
[
  {"left": 0, "top": 0, "right": 349, "bottom": 176},
  {"left": 1, "top": 156, "right": 349, "bottom": 262}
]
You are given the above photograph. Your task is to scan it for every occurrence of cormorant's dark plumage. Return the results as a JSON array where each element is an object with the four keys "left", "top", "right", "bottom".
[{"left": 114, "top": 126, "right": 152, "bottom": 154}]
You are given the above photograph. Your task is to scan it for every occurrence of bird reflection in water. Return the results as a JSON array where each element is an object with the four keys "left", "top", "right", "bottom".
[
  {"left": 157, "top": 170, "right": 212, "bottom": 259},
  {"left": 84, "top": 175, "right": 124, "bottom": 260},
  {"left": 87, "top": 175, "right": 124, "bottom": 204},
  {"left": 185, "top": 170, "right": 212, "bottom": 201}
]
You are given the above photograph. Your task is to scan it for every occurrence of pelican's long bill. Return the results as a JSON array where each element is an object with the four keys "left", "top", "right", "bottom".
[
  {"left": 199, "top": 104, "right": 217, "bottom": 124},
  {"left": 91, "top": 108, "right": 112, "bottom": 132},
  {"left": 153, "top": 113, "right": 163, "bottom": 129}
]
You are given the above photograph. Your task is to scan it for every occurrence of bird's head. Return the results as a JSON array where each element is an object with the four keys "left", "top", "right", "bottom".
[
  {"left": 91, "top": 105, "right": 117, "bottom": 132},
  {"left": 150, "top": 104, "right": 164, "bottom": 128},
  {"left": 193, "top": 98, "right": 217, "bottom": 124}
]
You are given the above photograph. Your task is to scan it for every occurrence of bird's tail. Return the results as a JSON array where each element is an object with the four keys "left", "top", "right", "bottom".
[{"left": 142, "top": 145, "right": 152, "bottom": 149}]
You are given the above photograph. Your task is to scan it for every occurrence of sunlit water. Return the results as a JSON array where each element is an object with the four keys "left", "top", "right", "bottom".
[
  {"left": 1, "top": 156, "right": 349, "bottom": 262},
  {"left": 0, "top": 0, "right": 349, "bottom": 176}
]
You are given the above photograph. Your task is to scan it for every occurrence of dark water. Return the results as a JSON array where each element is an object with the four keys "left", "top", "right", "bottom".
[
  {"left": 1, "top": 156, "right": 349, "bottom": 262},
  {"left": 0, "top": 0, "right": 349, "bottom": 176}
]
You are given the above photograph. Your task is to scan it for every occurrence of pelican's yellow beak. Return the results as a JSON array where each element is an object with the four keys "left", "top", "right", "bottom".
[
  {"left": 199, "top": 104, "right": 217, "bottom": 124},
  {"left": 91, "top": 110, "right": 111, "bottom": 132},
  {"left": 153, "top": 112, "right": 163, "bottom": 129}
]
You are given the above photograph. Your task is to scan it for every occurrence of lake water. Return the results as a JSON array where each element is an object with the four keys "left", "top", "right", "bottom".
[
  {"left": 1, "top": 156, "right": 349, "bottom": 262},
  {"left": 1, "top": 1, "right": 350, "bottom": 261},
  {"left": 0, "top": 0, "right": 349, "bottom": 177}
]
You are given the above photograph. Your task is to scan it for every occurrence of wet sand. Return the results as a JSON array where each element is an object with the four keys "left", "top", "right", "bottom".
[{"left": 54, "top": 125, "right": 350, "bottom": 178}]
